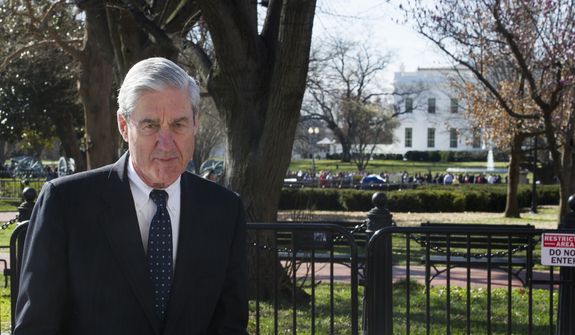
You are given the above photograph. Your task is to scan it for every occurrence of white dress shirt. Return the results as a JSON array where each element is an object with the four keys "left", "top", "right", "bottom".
[{"left": 127, "top": 159, "right": 181, "bottom": 267}]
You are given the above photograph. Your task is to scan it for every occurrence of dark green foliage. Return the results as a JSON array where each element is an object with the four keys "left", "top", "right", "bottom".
[
  {"left": 279, "top": 185, "right": 560, "bottom": 212},
  {"left": 371, "top": 153, "right": 405, "bottom": 160},
  {"left": 280, "top": 188, "right": 345, "bottom": 211}
]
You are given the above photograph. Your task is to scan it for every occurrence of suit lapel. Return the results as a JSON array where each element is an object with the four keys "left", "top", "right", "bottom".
[
  {"left": 99, "top": 154, "right": 162, "bottom": 334},
  {"left": 164, "top": 174, "right": 208, "bottom": 332}
]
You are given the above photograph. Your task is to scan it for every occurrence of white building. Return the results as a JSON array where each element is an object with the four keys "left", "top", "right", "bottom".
[
  {"left": 389, "top": 67, "right": 482, "bottom": 154},
  {"left": 296, "top": 67, "right": 486, "bottom": 159}
]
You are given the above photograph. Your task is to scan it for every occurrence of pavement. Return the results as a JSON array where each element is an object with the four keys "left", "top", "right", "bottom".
[
  {"left": 292, "top": 261, "right": 558, "bottom": 289},
  {"left": 0, "top": 212, "right": 18, "bottom": 224}
]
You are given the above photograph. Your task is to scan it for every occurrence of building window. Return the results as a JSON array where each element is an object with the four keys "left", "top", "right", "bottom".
[
  {"left": 428, "top": 98, "right": 436, "bottom": 114},
  {"left": 472, "top": 128, "right": 482, "bottom": 148},
  {"left": 450, "top": 128, "right": 458, "bottom": 148},
  {"left": 427, "top": 128, "right": 435, "bottom": 148},
  {"left": 405, "top": 128, "right": 413, "bottom": 147},
  {"left": 405, "top": 98, "right": 413, "bottom": 113},
  {"left": 451, "top": 98, "right": 458, "bottom": 113}
]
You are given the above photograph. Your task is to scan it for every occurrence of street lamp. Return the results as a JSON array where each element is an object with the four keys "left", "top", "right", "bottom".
[
  {"left": 530, "top": 134, "right": 538, "bottom": 214},
  {"left": 308, "top": 126, "right": 319, "bottom": 186}
]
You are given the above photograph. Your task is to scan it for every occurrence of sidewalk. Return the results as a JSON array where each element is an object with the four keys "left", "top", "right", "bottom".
[
  {"left": 295, "top": 262, "right": 558, "bottom": 289},
  {"left": 0, "top": 212, "right": 18, "bottom": 224}
]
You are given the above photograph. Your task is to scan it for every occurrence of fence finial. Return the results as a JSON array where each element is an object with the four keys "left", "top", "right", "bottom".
[
  {"left": 560, "top": 194, "right": 575, "bottom": 228},
  {"left": 18, "top": 187, "right": 37, "bottom": 221},
  {"left": 366, "top": 192, "right": 393, "bottom": 235}
]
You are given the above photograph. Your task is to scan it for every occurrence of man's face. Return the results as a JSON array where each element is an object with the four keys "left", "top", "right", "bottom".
[{"left": 118, "top": 87, "right": 198, "bottom": 188}]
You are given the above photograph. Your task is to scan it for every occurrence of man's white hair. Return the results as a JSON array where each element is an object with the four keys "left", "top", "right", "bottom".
[{"left": 117, "top": 57, "right": 200, "bottom": 119}]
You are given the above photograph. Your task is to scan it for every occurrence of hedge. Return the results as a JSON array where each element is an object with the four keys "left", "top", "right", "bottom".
[{"left": 279, "top": 184, "right": 560, "bottom": 212}]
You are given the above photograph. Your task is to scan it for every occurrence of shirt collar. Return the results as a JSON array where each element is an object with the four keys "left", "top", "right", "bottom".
[{"left": 127, "top": 158, "right": 181, "bottom": 202}]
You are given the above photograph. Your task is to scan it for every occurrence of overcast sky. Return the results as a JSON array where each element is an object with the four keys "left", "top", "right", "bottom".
[{"left": 312, "top": 0, "right": 452, "bottom": 86}]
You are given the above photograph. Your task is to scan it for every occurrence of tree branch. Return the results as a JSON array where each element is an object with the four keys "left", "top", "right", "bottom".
[
  {"left": 418, "top": 30, "right": 539, "bottom": 120},
  {"left": 19, "top": 0, "right": 84, "bottom": 61},
  {"left": 0, "top": 39, "right": 82, "bottom": 70},
  {"left": 491, "top": 0, "right": 549, "bottom": 111},
  {"left": 180, "top": 40, "right": 213, "bottom": 85},
  {"left": 122, "top": 0, "right": 177, "bottom": 54}
]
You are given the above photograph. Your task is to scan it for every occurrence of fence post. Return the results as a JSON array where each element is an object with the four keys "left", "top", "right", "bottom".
[
  {"left": 557, "top": 194, "right": 575, "bottom": 334},
  {"left": 17, "top": 187, "right": 36, "bottom": 221},
  {"left": 365, "top": 192, "right": 394, "bottom": 335}
]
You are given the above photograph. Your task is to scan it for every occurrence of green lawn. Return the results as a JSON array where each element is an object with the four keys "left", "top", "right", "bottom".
[
  {"left": 0, "top": 200, "right": 19, "bottom": 213},
  {"left": 289, "top": 159, "right": 508, "bottom": 175},
  {"left": 0, "top": 198, "right": 21, "bottom": 248},
  {"left": 0, "top": 225, "right": 16, "bottom": 248},
  {"left": 0, "top": 274, "right": 559, "bottom": 333},
  {"left": 0, "top": 275, "right": 10, "bottom": 333},
  {"left": 392, "top": 280, "right": 557, "bottom": 334},
  {"left": 249, "top": 282, "right": 557, "bottom": 334},
  {"left": 249, "top": 284, "right": 363, "bottom": 334}
]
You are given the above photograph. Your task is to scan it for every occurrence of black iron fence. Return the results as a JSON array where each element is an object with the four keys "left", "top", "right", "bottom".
[
  {"left": 6, "top": 188, "right": 575, "bottom": 334},
  {"left": 0, "top": 178, "right": 45, "bottom": 201},
  {"left": 364, "top": 225, "right": 570, "bottom": 334},
  {"left": 247, "top": 223, "right": 361, "bottom": 335}
]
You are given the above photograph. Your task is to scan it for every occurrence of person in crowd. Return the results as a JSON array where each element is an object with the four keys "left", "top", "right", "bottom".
[{"left": 443, "top": 172, "right": 454, "bottom": 185}]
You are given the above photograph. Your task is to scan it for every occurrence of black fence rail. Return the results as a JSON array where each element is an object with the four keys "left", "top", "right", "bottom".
[
  {"left": 9, "top": 221, "right": 28, "bottom": 332},
  {"left": 247, "top": 223, "right": 361, "bottom": 335},
  {"left": 365, "top": 225, "right": 573, "bottom": 335},
  {"left": 0, "top": 178, "right": 45, "bottom": 201}
]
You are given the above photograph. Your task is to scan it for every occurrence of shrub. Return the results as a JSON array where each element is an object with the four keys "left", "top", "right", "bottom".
[
  {"left": 279, "top": 188, "right": 344, "bottom": 210},
  {"left": 325, "top": 153, "right": 342, "bottom": 160},
  {"left": 279, "top": 184, "right": 560, "bottom": 212},
  {"left": 372, "top": 153, "right": 404, "bottom": 160}
]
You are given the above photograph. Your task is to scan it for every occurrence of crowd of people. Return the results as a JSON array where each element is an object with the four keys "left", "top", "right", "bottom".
[
  {"left": 403, "top": 171, "right": 504, "bottom": 185},
  {"left": 284, "top": 169, "right": 506, "bottom": 188}
]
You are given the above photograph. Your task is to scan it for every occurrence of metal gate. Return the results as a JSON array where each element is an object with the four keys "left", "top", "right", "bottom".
[
  {"left": 247, "top": 223, "right": 361, "bottom": 335},
  {"left": 365, "top": 225, "right": 575, "bottom": 335}
]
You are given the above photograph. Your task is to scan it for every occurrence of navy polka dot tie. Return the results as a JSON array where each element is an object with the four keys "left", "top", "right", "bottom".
[{"left": 147, "top": 190, "right": 173, "bottom": 320}]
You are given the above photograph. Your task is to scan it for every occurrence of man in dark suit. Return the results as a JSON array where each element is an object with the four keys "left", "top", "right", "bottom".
[{"left": 14, "top": 58, "right": 248, "bottom": 334}]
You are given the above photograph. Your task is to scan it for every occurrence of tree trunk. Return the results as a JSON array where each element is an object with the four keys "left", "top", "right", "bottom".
[
  {"left": 52, "top": 110, "right": 86, "bottom": 172},
  {"left": 341, "top": 141, "right": 352, "bottom": 162},
  {"left": 78, "top": 1, "right": 119, "bottom": 169},
  {"left": 559, "top": 105, "right": 575, "bottom": 219},
  {"left": 504, "top": 134, "right": 524, "bottom": 218},
  {"left": 0, "top": 141, "right": 9, "bottom": 166},
  {"left": 198, "top": 0, "right": 317, "bottom": 299},
  {"left": 326, "top": 124, "right": 351, "bottom": 162}
]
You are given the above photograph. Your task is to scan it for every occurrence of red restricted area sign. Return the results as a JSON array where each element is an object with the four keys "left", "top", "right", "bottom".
[{"left": 542, "top": 233, "right": 575, "bottom": 267}]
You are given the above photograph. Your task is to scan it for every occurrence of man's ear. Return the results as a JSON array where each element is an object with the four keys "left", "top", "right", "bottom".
[{"left": 117, "top": 113, "right": 129, "bottom": 142}]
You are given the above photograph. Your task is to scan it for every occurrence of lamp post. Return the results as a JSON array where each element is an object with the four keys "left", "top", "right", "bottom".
[
  {"left": 308, "top": 126, "right": 319, "bottom": 186},
  {"left": 530, "top": 134, "right": 538, "bottom": 214}
]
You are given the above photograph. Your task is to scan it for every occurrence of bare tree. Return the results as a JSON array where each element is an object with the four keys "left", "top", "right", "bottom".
[
  {"left": 404, "top": 0, "right": 575, "bottom": 218},
  {"left": 450, "top": 60, "right": 539, "bottom": 217},
  {"left": 304, "top": 37, "right": 397, "bottom": 168},
  {"left": 346, "top": 100, "right": 397, "bottom": 171}
]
